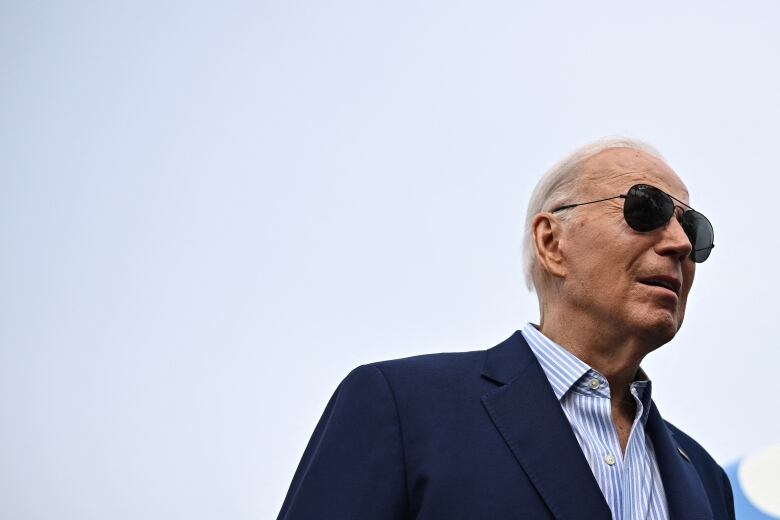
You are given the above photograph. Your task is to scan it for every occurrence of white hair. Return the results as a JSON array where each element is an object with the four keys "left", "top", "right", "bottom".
[{"left": 523, "top": 136, "right": 665, "bottom": 291}]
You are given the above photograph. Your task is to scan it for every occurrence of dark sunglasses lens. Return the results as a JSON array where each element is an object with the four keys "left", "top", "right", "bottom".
[
  {"left": 681, "top": 210, "right": 714, "bottom": 263},
  {"left": 623, "top": 185, "right": 674, "bottom": 232}
]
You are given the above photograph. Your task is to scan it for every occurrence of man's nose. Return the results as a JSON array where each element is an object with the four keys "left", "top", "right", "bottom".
[{"left": 655, "top": 214, "right": 693, "bottom": 260}]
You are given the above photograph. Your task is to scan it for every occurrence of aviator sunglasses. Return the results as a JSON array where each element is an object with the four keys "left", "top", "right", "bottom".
[{"left": 551, "top": 183, "right": 715, "bottom": 263}]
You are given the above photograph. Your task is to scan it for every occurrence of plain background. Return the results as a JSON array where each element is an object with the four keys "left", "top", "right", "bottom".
[{"left": 2, "top": 1, "right": 779, "bottom": 519}]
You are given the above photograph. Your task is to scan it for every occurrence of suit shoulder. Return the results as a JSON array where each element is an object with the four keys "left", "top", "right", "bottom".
[
  {"left": 362, "top": 349, "right": 486, "bottom": 385},
  {"left": 372, "top": 349, "right": 484, "bottom": 370}
]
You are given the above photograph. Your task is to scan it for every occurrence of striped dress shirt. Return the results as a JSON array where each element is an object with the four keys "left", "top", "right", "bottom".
[{"left": 521, "top": 323, "right": 669, "bottom": 520}]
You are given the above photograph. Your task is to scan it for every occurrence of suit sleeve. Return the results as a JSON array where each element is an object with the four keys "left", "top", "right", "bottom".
[
  {"left": 277, "top": 364, "right": 409, "bottom": 519},
  {"left": 721, "top": 467, "right": 735, "bottom": 520}
]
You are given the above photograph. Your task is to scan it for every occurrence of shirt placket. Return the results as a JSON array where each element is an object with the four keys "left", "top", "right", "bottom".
[
  {"left": 589, "top": 374, "right": 655, "bottom": 520},
  {"left": 621, "top": 386, "right": 652, "bottom": 520},
  {"left": 586, "top": 373, "right": 626, "bottom": 520}
]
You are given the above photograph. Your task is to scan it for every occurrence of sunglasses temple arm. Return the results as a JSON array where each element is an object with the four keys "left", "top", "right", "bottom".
[{"left": 552, "top": 195, "right": 626, "bottom": 213}]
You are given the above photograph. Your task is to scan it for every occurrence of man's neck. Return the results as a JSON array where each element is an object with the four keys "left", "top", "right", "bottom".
[{"left": 538, "top": 306, "right": 653, "bottom": 404}]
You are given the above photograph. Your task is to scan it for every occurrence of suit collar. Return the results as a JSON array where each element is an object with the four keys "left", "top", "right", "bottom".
[
  {"left": 481, "top": 332, "right": 613, "bottom": 520},
  {"left": 480, "top": 331, "right": 714, "bottom": 520},
  {"left": 646, "top": 403, "right": 714, "bottom": 519},
  {"left": 480, "top": 330, "right": 533, "bottom": 385}
]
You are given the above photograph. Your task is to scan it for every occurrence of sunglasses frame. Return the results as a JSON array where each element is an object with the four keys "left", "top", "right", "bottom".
[{"left": 550, "top": 183, "right": 715, "bottom": 263}]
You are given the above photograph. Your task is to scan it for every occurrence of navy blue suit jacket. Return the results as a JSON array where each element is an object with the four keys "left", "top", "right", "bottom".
[{"left": 278, "top": 332, "right": 734, "bottom": 519}]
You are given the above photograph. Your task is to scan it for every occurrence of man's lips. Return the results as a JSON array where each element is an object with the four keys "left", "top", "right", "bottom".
[{"left": 638, "top": 275, "right": 682, "bottom": 296}]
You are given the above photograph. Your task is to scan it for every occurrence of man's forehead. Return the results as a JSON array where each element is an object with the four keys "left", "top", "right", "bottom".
[{"left": 578, "top": 148, "right": 689, "bottom": 203}]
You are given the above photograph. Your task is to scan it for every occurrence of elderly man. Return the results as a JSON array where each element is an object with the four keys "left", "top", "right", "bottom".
[{"left": 278, "top": 138, "right": 734, "bottom": 520}]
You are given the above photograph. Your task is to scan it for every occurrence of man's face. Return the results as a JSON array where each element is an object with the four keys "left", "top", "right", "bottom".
[{"left": 558, "top": 148, "right": 696, "bottom": 347}]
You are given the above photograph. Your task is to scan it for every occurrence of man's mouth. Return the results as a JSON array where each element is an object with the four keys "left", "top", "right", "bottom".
[{"left": 638, "top": 276, "right": 681, "bottom": 296}]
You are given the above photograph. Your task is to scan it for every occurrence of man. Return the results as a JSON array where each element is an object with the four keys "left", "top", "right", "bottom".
[{"left": 277, "top": 138, "right": 734, "bottom": 519}]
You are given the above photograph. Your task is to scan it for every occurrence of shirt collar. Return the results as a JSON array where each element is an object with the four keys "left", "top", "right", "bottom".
[
  {"left": 520, "top": 322, "right": 653, "bottom": 407},
  {"left": 521, "top": 322, "right": 591, "bottom": 401}
]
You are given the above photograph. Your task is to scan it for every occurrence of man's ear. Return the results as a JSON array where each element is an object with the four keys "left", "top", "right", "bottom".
[{"left": 531, "top": 213, "right": 567, "bottom": 280}]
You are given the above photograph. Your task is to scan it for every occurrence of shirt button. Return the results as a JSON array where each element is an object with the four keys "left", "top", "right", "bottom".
[
  {"left": 604, "top": 454, "right": 616, "bottom": 466},
  {"left": 588, "top": 378, "right": 600, "bottom": 390}
]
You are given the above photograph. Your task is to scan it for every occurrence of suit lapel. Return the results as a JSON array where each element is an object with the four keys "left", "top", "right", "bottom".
[
  {"left": 646, "top": 403, "right": 713, "bottom": 520},
  {"left": 480, "top": 332, "right": 612, "bottom": 520}
]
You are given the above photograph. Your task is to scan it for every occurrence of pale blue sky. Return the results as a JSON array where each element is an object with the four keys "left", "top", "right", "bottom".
[{"left": 2, "top": 1, "right": 779, "bottom": 518}]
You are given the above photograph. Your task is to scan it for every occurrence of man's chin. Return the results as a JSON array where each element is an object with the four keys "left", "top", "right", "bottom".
[{"left": 635, "top": 314, "right": 680, "bottom": 347}]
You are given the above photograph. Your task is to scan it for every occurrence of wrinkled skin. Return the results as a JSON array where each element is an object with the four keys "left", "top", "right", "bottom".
[{"left": 553, "top": 148, "right": 695, "bottom": 351}]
